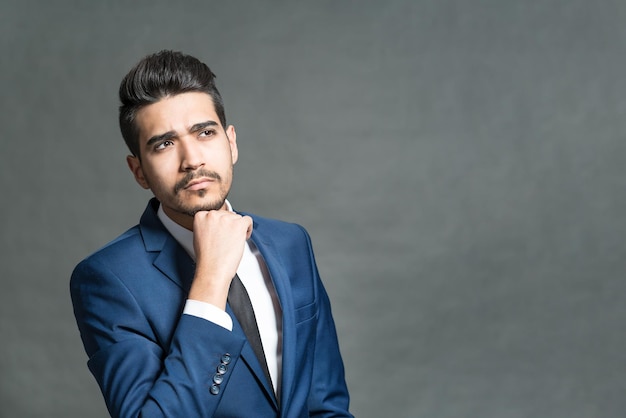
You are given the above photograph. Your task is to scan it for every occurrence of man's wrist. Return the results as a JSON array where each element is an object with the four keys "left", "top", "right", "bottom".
[{"left": 183, "top": 299, "right": 233, "bottom": 330}]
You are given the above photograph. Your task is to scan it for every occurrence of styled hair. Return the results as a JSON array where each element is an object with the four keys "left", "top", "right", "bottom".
[{"left": 118, "top": 50, "right": 227, "bottom": 157}]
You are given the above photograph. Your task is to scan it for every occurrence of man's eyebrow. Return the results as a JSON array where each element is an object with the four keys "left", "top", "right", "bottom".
[
  {"left": 189, "top": 120, "right": 218, "bottom": 132},
  {"left": 146, "top": 131, "right": 176, "bottom": 147}
]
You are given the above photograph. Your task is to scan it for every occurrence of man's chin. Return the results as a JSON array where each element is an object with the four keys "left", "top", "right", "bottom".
[{"left": 184, "top": 200, "right": 227, "bottom": 215}]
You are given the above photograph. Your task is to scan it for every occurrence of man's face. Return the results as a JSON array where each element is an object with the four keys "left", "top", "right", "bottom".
[{"left": 127, "top": 92, "right": 238, "bottom": 229}]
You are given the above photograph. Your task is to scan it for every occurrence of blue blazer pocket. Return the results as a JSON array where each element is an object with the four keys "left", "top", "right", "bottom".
[{"left": 294, "top": 301, "right": 317, "bottom": 324}]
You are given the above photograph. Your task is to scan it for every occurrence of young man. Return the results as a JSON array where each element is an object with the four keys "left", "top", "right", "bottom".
[{"left": 70, "top": 50, "right": 352, "bottom": 417}]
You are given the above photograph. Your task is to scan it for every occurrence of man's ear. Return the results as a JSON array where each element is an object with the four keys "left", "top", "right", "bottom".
[
  {"left": 126, "top": 155, "right": 150, "bottom": 189},
  {"left": 226, "top": 124, "right": 238, "bottom": 164}
]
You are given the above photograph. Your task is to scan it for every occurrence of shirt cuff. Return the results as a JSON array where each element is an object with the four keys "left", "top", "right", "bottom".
[{"left": 183, "top": 299, "right": 233, "bottom": 331}]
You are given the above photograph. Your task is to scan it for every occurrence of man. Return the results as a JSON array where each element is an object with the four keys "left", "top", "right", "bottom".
[{"left": 70, "top": 50, "right": 352, "bottom": 417}]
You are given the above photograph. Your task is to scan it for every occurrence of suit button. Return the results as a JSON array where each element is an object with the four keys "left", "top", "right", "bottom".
[
  {"left": 210, "top": 384, "right": 220, "bottom": 395},
  {"left": 221, "top": 353, "right": 231, "bottom": 365},
  {"left": 217, "top": 364, "right": 228, "bottom": 375},
  {"left": 213, "top": 374, "right": 224, "bottom": 385}
]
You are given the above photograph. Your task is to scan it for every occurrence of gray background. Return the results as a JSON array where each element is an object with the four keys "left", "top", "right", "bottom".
[{"left": 1, "top": 1, "right": 625, "bottom": 417}]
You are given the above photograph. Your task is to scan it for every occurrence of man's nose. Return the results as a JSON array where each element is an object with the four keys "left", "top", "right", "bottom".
[{"left": 180, "top": 139, "right": 205, "bottom": 171}]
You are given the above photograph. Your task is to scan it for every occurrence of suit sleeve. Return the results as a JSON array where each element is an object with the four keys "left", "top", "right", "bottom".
[
  {"left": 70, "top": 258, "right": 245, "bottom": 418},
  {"left": 298, "top": 226, "right": 354, "bottom": 417}
]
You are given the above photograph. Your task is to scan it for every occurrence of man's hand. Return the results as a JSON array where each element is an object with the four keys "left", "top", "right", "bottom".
[{"left": 187, "top": 210, "right": 253, "bottom": 310}]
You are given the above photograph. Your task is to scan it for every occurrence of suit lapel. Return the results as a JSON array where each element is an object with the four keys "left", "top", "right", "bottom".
[
  {"left": 139, "top": 199, "right": 195, "bottom": 292},
  {"left": 249, "top": 224, "right": 297, "bottom": 411},
  {"left": 153, "top": 239, "right": 195, "bottom": 293}
]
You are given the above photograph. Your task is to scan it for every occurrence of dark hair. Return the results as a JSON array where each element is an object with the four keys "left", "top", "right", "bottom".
[{"left": 118, "top": 50, "right": 227, "bottom": 157}]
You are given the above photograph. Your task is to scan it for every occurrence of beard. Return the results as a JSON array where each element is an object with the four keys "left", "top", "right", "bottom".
[
  {"left": 176, "top": 192, "right": 228, "bottom": 216},
  {"left": 148, "top": 167, "right": 233, "bottom": 218},
  {"left": 173, "top": 169, "right": 228, "bottom": 215}
]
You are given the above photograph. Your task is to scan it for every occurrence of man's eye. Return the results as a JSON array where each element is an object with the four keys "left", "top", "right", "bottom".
[
  {"left": 155, "top": 140, "right": 173, "bottom": 150},
  {"left": 200, "top": 129, "right": 215, "bottom": 137}
]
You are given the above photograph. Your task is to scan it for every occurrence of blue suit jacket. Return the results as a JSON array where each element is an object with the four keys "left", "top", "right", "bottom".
[{"left": 70, "top": 199, "right": 352, "bottom": 417}]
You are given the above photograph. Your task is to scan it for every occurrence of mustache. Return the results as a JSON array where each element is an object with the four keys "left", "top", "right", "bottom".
[{"left": 174, "top": 169, "right": 222, "bottom": 194}]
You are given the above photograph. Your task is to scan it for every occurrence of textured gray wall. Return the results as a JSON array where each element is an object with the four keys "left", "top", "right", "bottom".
[{"left": 2, "top": 1, "right": 626, "bottom": 417}]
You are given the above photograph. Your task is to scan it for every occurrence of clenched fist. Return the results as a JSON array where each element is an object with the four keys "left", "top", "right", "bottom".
[{"left": 187, "top": 210, "right": 253, "bottom": 310}]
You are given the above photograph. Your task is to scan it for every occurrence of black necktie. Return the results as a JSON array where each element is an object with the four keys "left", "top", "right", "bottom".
[{"left": 228, "top": 274, "right": 273, "bottom": 389}]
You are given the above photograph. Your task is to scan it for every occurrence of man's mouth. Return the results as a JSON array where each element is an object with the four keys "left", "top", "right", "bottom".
[
  {"left": 184, "top": 178, "right": 214, "bottom": 191},
  {"left": 174, "top": 170, "right": 222, "bottom": 194}
]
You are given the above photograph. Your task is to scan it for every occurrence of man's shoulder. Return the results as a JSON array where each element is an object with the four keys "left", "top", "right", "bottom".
[
  {"left": 244, "top": 212, "right": 309, "bottom": 236},
  {"left": 77, "top": 224, "right": 145, "bottom": 265},
  {"left": 241, "top": 212, "right": 316, "bottom": 255},
  {"left": 76, "top": 200, "right": 162, "bottom": 265}
]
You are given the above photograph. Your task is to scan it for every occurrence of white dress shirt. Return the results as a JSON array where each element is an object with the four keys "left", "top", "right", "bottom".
[{"left": 157, "top": 201, "right": 282, "bottom": 393}]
